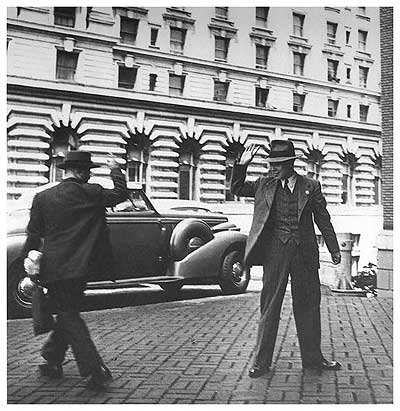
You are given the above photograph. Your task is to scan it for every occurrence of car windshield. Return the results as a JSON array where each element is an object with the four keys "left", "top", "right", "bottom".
[{"left": 112, "top": 190, "right": 153, "bottom": 212}]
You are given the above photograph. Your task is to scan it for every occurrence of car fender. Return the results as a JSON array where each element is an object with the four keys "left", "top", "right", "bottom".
[
  {"left": 7, "top": 234, "right": 27, "bottom": 269},
  {"left": 167, "top": 230, "right": 247, "bottom": 279},
  {"left": 170, "top": 218, "right": 214, "bottom": 261}
]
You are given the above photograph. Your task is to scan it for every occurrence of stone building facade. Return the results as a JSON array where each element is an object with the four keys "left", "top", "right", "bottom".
[{"left": 7, "top": 6, "right": 382, "bottom": 267}]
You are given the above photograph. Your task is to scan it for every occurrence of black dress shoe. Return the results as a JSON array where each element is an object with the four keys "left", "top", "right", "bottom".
[
  {"left": 303, "top": 359, "right": 342, "bottom": 371},
  {"left": 38, "top": 363, "right": 63, "bottom": 379},
  {"left": 86, "top": 366, "right": 113, "bottom": 391},
  {"left": 248, "top": 365, "right": 270, "bottom": 378}
]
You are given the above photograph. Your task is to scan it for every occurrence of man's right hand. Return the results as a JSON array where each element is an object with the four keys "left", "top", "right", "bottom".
[
  {"left": 238, "top": 144, "right": 261, "bottom": 166},
  {"left": 105, "top": 153, "right": 119, "bottom": 169}
]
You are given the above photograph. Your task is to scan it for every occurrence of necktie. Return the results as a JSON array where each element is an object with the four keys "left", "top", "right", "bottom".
[{"left": 284, "top": 179, "right": 291, "bottom": 194}]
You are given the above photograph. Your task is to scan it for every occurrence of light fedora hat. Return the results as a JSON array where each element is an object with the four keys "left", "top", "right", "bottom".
[
  {"left": 267, "top": 140, "right": 302, "bottom": 163},
  {"left": 57, "top": 150, "right": 99, "bottom": 169}
]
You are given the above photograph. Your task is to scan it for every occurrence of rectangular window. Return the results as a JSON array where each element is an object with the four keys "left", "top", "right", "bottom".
[
  {"left": 215, "top": 37, "right": 229, "bottom": 61},
  {"left": 118, "top": 66, "right": 137, "bottom": 89},
  {"left": 150, "top": 28, "right": 158, "bottom": 46},
  {"left": 127, "top": 161, "right": 141, "bottom": 182},
  {"left": 256, "top": 7, "right": 269, "bottom": 27},
  {"left": 359, "top": 104, "right": 369, "bottom": 122},
  {"left": 169, "top": 74, "right": 185, "bottom": 96},
  {"left": 373, "top": 176, "right": 380, "bottom": 204},
  {"left": 347, "top": 104, "right": 352, "bottom": 118},
  {"left": 293, "top": 13, "right": 305, "bottom": 37},
  {"left": 293, "top": 93, "right": 305, "bottom": 113},
  {"left": 255, "top": 87, "right": 269, "bottom": 107},
  {"left": 215, "top": 7, "right": 228, "bottom": 20},
  {"left": 359, "top": 66, "right": 369, "bottom": 88},
  {"left": 327, "top": 22, "right": 338, "bottom": 44},
  {"left": 54, "top": 7, "right": 75, "bottom": 27},
  {"left": 256, "top": 45, "right": 269, "bottom": 69},
  {"left": 120, "top": 17, "right": 139, "bottom": 44},
  {"left": 328, "top": 99, "right": 338, "bottom": 117},
  {"left": 293, "top": 52, "right": 305, "bottom": 76},
  {"left": 358, "top": 7, "right": 366, "bottom": 15},
  {"left": 149, "top": 73, "right": 157, "bottom": 91},
  {"left": 179, "top": 164, "right": 191, "bottom": 200},
  {"left": 346, "top": 67, "right": 351, "bottom": 81},
  {"left": 345, "top": 30, "right": 351, "bottom": 45},
  {"left": 214, "top": 81, "right": 229, "bottom": 101},
  {"left": 225, "top": 164, "right": 234, "bottom": 201},
  {"left": 170, "top": 27, "right": 186, "bottom": 54},
  {"left": 358, "top": 30, "right": 368, "bottom": 51},
  {"left": 341, "top": 173, "right": 349, "bottom": 204},
  {"left": 327, "top": 59, "right": 339, "bottom": 82},
  {"left": 56, "top": 50, "right": 78, "bottom": 81}
]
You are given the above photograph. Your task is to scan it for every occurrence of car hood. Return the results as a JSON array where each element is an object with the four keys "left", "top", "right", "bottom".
[{"left": 7, "top": 210, "right": 29, "bottom": 236}]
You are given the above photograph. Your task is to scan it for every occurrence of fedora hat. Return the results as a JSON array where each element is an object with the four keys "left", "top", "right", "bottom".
[
  {"left": 267, "top": 140, "right": 301, "bottom": 163},
  {"left": 57, "top": 151, "right": 99, "bottom": 169}
]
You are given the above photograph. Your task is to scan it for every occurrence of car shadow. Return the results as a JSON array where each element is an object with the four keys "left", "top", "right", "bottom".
[{"left": 80, "top": 284, "right": 224, "bottom": 313}]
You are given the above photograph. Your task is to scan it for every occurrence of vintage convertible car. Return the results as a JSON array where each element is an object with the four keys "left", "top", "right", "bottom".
[{"left": 7, "top": 179, "right": 249, "bottom": 318}]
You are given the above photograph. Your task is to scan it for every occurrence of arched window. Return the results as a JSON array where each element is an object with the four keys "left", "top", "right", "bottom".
[
  {"left": 340, "top": 151, "right": 358, "bottom": 205},
  {"left": 177, "top": 138, "right": 202, "bottom": 200},
  {"left": 224, "top": 142, "right": 244, "bottom": 201},
  {"left": 373, "top": 154, "right": 381, "bottom": 205},
  {"left": 48, "top": 126, "right": 79, "bottom": 182},
  {"left": 125, "top": 132, "right": 150, "bottom": 192},
  {"left": 305, "top": 148, "right": 326, "bottom": 180}
]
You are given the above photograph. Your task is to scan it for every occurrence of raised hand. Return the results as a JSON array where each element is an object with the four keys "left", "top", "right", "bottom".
[
  {"left": 105, "top": 153, "right": 119, "bottom": 169},
  {"left": 331, "top": 251, "right": 341, "bottom": 265},
  {"left": 238, "top": 144, "right": 261, "bottom": 166}
]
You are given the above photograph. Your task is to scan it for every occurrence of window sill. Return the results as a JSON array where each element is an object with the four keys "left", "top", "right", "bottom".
[
  {"left": 55, "top": 79, "right": 81, "bottom": 85},
  {"left": 289, "top": 35, "right": 309, "bottom": 43},
  {"left": 356, "top": 14, "right": 370, "bottom": 22},
  {"left": 149, "top": 45, "right": 160, "bottom": 49},
  {"left": 214, "top": 58, "right": 227, "bottom": 63}
]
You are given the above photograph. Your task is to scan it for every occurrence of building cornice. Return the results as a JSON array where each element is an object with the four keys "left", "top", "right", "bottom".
[
  {"left": 7, "top": 77, "right": 381, "bottom": 137},
  {"left": 7, "top": 19, "right": 119, "bottom": 46}
]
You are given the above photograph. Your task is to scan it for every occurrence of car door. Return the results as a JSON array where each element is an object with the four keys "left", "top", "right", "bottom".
[{"left": 106, "top": 190, "right": 166, "bottom": 280}]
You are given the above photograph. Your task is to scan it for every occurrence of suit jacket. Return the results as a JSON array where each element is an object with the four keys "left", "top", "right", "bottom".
[
  {"left": 23, "top": 167, "right": 128, "bottom": 284},
  {"left": 231, "top": 164, "right": 339, "bottom": 270}
]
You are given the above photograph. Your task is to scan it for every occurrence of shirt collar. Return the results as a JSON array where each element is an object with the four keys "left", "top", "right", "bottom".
[{"left": 280, "top": 173, "right": 297, "bottom": 192}]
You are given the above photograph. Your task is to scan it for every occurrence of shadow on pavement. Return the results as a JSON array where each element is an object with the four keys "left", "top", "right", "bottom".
[{"left": 81, "top": 284, "right": 224, "bottom": 313}]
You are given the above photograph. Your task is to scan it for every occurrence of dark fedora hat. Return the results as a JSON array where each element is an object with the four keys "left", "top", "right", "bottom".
[
  {"left": 57, "top": 151, "right": 99, "bottom": 169},
  {"left": 267, "top": 140, "right": 301, "bottom": 163}
]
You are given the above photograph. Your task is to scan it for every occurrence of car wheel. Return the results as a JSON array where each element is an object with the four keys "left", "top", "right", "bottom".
[
  {"left": 170, "top": 218, "right": 214, "bottom": 261},
  {"left": 7, "top": 260, "right": 33, "bottom": 318},
  {"left": 160, "top": 281, "right": 183, "bottom": 298},
  {"left": 219, "top": 249, "right": 250, "bottom": 294}
]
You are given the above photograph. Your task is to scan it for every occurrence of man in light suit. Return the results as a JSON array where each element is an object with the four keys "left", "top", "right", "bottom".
[
  {"left": 23, "top": 150, "right": 128, "bottom": 390},
  {"left": 231, "top": 140, "right": 342, "bottom": 378}
]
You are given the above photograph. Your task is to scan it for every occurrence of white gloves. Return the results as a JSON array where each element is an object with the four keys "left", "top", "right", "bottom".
[{"left": 24, "top": 250, "right": 42, "bottom": 276}]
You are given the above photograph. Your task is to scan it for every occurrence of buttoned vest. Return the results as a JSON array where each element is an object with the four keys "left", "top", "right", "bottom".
[{"left": 269, "top": 181, "right": 300, "bottom": 244}]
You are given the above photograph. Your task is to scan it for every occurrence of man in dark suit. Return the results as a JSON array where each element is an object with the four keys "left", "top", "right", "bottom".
[
  {"left": 231, "top": 140, "right": 342, "bottom": 378},
  {"left": 23, "top": 150, "right": 128, "bottom": 390}
]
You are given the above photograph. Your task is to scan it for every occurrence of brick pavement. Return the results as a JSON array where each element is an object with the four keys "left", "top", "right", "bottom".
[{"left": 7, "top": 281, "right": 393, "bottom": 404}]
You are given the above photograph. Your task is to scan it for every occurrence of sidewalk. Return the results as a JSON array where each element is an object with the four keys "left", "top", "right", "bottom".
[{"left": 7, "top": 280, "right": 393, "bottom": 404}]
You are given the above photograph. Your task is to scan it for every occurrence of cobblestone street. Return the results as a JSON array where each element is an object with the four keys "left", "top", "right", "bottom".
[{"left": 7, "top": 281, "right": 393, "bottom": 404}]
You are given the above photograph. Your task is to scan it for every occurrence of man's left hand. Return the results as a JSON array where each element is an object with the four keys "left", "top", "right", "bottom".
[{"left": 331, "top": 251, "right": 341, "bottom": 265}]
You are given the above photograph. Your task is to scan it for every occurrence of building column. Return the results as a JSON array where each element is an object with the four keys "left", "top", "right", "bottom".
[{"left": 376, "top": 230, "right": 393, "bottom": 290}]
